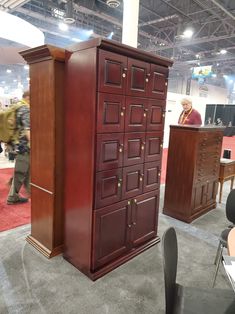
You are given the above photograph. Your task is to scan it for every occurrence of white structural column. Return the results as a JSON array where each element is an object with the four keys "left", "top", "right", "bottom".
[{"left": 122, "top": 0, "right": 140, "bottom": 48}]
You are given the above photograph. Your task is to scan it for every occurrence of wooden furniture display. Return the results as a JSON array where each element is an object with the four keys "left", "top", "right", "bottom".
[
  {"left": 163, "top": 125, "right": 224, "bottom": 223},
  {"left": 64, "top": 38, "right": 172, "bottom": 280},
  {"left": 20, "top": 45, "right": 65, "bottom": 257},
  {"left": 218, "top": 158, "right": 235, "bottom": 203}
]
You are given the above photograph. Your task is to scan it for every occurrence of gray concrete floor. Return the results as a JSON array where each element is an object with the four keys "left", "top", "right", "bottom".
[{"left": 0, "top": 181, "right": 233, "bottom": 314}]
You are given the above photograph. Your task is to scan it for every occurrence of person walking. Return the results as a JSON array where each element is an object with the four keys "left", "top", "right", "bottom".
[{"left": 7, "top": 91, "right": 30, "bottom": 205}]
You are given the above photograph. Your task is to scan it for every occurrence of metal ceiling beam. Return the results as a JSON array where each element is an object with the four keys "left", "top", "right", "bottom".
[
  {"left": 139, "top": 14, "right": 178, "bottom": 27},
  {"left": 209, "top": 0, "right": 235, "bottom": 21}
]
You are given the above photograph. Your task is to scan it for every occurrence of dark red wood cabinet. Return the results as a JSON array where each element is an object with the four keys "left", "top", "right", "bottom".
[
  {"left": 64, "top": 38, "right": 172, "bottom": 280},
  {"left": 163, "top": 125, "right": 224, "bottom": 223}
]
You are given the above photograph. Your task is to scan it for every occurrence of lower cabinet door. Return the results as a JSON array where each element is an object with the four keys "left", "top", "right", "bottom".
[
  {"left": 192, "top": 179, "right": 217, "bottom": 213},
  {"left": 131, "top": 191, "right": 159, "bottom": 247},
  {"left": 92, "top": 200, "right": 131, "bottom": 270}
]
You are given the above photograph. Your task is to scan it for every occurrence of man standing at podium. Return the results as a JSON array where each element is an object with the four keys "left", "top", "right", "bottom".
[{"left": 178, "top": 97, "right": 202, "bottom": 125}]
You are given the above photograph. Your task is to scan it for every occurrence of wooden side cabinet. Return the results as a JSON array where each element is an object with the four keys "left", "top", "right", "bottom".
[
  {"left": 218, "top": 158, "right": 235, "bottom": 203},
  {"left": 20, "top": 45, "right": 65, "bottom": 257},
  {"left": 163, "top": 125, "right": 224, "bottom": 223}
]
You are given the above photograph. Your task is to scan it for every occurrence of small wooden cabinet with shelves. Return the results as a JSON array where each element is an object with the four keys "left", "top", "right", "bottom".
[
  {"left": 64, "top": 38, "right": 172, "bottom": 280},
  {"left": 163, "top": 125, "right": 224, "bottom": 223}
]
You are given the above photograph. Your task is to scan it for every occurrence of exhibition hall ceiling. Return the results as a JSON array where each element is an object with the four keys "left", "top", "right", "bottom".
[{"left": 0, "top": 0, "right": 235, "bottom": 94}]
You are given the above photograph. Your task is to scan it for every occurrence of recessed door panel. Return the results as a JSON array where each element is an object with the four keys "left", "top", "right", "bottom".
[
  {"left": 124, "top": 133, "right": 146, "bottom": 166},
  {"left": 97, "top": 93, "right": 125, "bottom": 133},
  {"left": 148, "top": 64, "right": 168, "bottom": 99},
  {"left": 145, "top": 132, "right": 163, "bottom": 162},
  {"left": 125, "top": 97, "right": 148, "bottom": 132},
  {"left": 92, "top": 200, "right": 131, "bottom": 270},
  {"left": 95, "top": 169, "right": 122, "bottom": 208},
  {"left": 126, "top": 58, "right": 150, "bottom": 97},
  {"left": 131, "top": 192, "right": 158, "bottom": 247},
  {"left": 98, "top": 49, "right": 127, "bottom": 94},
  {"left": 143, "top": 161, "right": 161, "bottom": 193},
  {"left": 122, "top": 164, "right": 144, "bottom": 200},
  {"left": 96, "top": 133, "right": 124, "bottom": 171},
  {"left": 147, "top": 100, "right": 166, "bottom": 131}
]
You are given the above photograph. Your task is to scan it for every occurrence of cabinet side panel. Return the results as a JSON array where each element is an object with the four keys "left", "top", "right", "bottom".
[
  {"left": 30, "top": 60, "right": 55, "bottom": 191},
  {"left": 163, "top": 128, "right": 196, "bottom": 216},
  {"left": 64, "top": 48, "right": 97, "bottom": 271},
  {"left": 54, "top": 60, "right": 65, "bottom": 248}
]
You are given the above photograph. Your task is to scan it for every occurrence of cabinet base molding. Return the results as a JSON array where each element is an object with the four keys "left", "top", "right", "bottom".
[
  {"left": 26, "top": 235, "right": 63, "bottom": 258},
  {"left": 64, "top": 236, "right": 160, "bottom": 281},
  {"left": 163, "top": 202, "right": 216, "bottom": 223}
]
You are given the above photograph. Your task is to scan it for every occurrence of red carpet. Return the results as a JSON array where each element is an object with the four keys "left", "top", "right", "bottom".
[
  {"left": 0, "top": 136, "right": 234, "bottom": 232},
  {"left": 0, "top": 168, "right": 30, "bottom": 232}
]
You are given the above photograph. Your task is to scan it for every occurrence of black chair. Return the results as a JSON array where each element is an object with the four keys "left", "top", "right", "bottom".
[
  {"left": 162, "top": 227, "right": 235, "bottom": 314},
  {"left": 213, "top": 189, "right": 235, "bottom": 287}
]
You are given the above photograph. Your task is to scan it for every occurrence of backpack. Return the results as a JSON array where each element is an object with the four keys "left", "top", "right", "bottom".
[{"left": 0, "top": 101, "right": 26, "bottom": 144}]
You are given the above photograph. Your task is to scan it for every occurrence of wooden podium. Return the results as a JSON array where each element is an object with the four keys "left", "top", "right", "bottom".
[
  {"left": 20, "top": 45, "right": 65, "bottom": 257},
  {"left": 163, "top": 125, "right": 224, "bottom": 223}
]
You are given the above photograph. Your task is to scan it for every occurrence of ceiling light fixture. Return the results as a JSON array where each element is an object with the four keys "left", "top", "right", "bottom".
[
  {"left": 106, "top": 0, "right": 120, "bottom": 8},
  {"left": 220, "top": 49, "right": 227, "bottom": 54},
  {"left": 183, "top": 29, "right": 193, "bottom": 38},
  {"left": 58, "top": 22, "right": 69, "bottom": 31}
]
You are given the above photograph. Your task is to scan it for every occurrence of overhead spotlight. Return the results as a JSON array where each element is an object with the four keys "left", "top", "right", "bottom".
[
  {"left": 106, "top": 0, "right": 120, "bottom": 8},
  {"left": 24, "top": 65, "right": 29, "bottom": 70},
  {"left": 183, "top": 29, "right": 193, "bottom": 38},
  {"left": 220, "top": 49, "right": 227, "bottom": 54},
  {"left": 59, "top": 22, "right": 69, "bottom": 31},
  {"left": 6, "top": 69, "right": 12, "bottom": 73},
  {"left": 195, "top": 54, "right": 200, "bottom": 59},
  {"left": 107, "top": 31, "right": 114, "bottom": 39}
]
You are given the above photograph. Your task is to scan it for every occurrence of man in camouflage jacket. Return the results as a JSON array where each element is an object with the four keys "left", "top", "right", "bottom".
[{"left": 7, "top": 91, "right": 30, "bottom": 205}]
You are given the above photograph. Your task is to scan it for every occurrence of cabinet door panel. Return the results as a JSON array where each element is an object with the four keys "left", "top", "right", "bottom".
[
  {"left": 124, "top": 133, "right": 146, "bottom": 166},
  {"left": 192, "top": 184, "right": 207, "bottom": 213},
  {"left": 147, "top": 100, "right": 165, "bottom": 131},
  {"left": 143, "top": 161, "right": 161, "bottom": 193},
  {"left": 97, "top": 93, "right": 125, "bottom": 133},
  {"left": 125, "top": 97, "right": 148, "bottom": 132},
  {"left": 98, "top": 50, "right": 127, "bottom": 94},
  {"left": 145, "top": 132, "right": 163, "bottom": 162},
  {"left": 207, "top": 180, "right": 217, "bottom": 204},
  {"left": 122, "top": 164, "right": 144, "bottom": 200},
  {"left": 92, "top": 200, "right": 131, "bottom": 270},
  {"left": 96, "top": 133, "right": 124, "bottom": 171},
  {"left": 148, "top": 64, "right": 168, "bottom": 99},
  {"left": 95, "top": 169, "right": 122, "bottom": 208},
  {"left": 131, "top": 192, "right": 159, "bottom": 247},
  {"left": 126, "top": 58, "right": 150, "bottom": 97}
]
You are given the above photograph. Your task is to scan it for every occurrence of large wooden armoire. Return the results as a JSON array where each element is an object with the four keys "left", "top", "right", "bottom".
[
  {"left": 163, "top": 125, "right": 224, "bottom": 223},
  {"left": 64, "top": 38, "right": 172, "bottom": 280}
]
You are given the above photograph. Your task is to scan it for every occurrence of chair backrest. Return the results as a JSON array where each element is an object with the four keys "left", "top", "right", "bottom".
[
  {"left": 226, "top": 189, "right": 235, "bottom": 224},
  {"left": 162, "top": 227, "right": 178, "bottom": 314}
]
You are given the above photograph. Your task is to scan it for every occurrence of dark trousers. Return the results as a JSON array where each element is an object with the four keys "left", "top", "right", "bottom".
[{"left": 7, "top": 152, "right": 30, "bottom": 202}]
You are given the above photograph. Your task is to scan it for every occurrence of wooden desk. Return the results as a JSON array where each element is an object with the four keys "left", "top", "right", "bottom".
[
  {"left": 228, "top": 227, "right": 235, "bottom": 256},
  {"left": 218, "top": 158, "right": 235, "bottom": 203}
]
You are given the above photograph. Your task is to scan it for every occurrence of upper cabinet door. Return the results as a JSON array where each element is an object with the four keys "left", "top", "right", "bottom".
[
  {"left": 123, "top": 133, "right": 146, "bottom": 166},
  {"left": 95, "top": 168, "right": 122, "bottom": 209},
  {"left": 145, "top": 132, "right": 163, "bottom": 163},
  {"left": 146, "top": 99, "right": 166, "bottom": 131},
  {"left": 125, "top": 97, "right": 148, "bottom": 132},
  {"left": 126, "top": 58, "right": 150, "bottom": 97},
  {"left": 148, "top": 64, "right": 168, "bottom": 99},
  {"left": 97, "top": 93, "right": 125, "bottom": 133},
  {"left": 96, "top": 133, "right": 124, "bottom": 171},
  {"left": 98, "top": 50, "right": 127, "bottom": 94}
]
